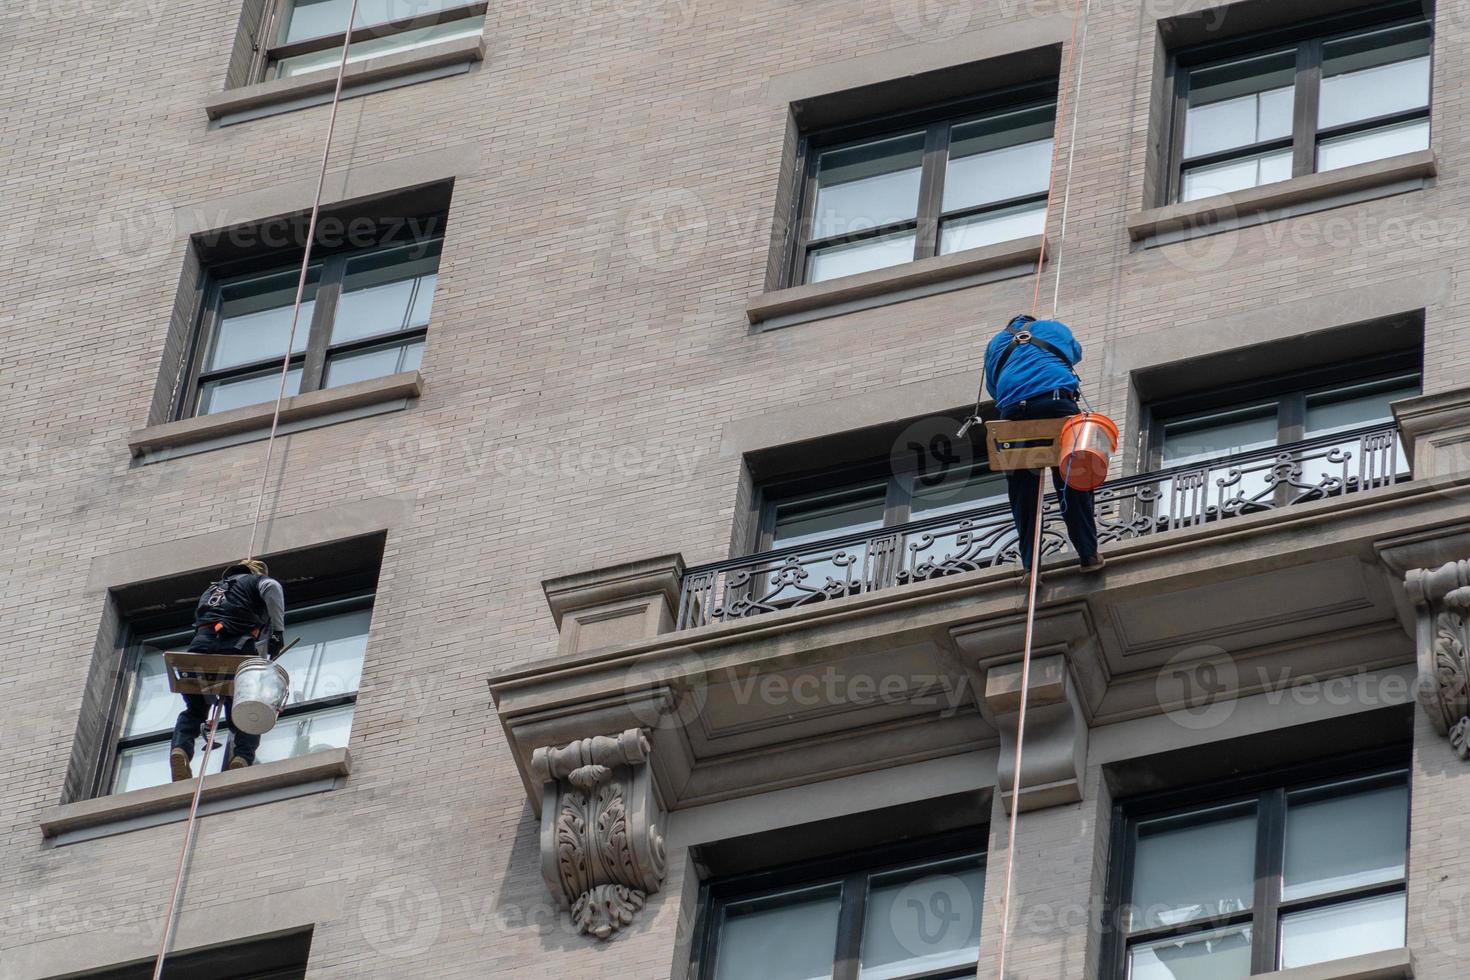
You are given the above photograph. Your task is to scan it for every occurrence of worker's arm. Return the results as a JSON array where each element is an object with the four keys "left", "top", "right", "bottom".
[{"left": 258, "top": 577, "right": 286, "bottom": 637}]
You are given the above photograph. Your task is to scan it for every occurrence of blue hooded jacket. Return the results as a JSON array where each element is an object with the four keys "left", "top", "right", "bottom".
[{"left": 983, "top": 316, "right": 1083, "bottom": 414}]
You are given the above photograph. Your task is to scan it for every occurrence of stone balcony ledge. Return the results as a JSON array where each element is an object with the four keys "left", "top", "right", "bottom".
[{"left": 490, "top": 468, "right": 1470, "bottom": 815}]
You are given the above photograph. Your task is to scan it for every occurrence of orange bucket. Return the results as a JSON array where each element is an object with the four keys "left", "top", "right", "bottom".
[{"left": 1058, "top": 413, "right": 1118, "bottom": 491}]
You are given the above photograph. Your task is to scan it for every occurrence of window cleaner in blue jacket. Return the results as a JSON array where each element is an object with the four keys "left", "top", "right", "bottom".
[{"left": 982, "top": 314, "right": 1105, "bottom": 576}]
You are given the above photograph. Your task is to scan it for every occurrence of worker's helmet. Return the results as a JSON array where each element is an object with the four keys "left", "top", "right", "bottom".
[{"left": 222, "top": 558, "right": 270, "bottom": 578}]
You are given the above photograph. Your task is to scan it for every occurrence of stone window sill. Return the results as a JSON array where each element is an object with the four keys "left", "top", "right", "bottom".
[
  {"left": 205, "top": 35, "right": 486, "bottom": 126},
  {"left": 1129, "top": 150, "right": 1437, "bottom": 248},
  {"left": 746, "top": 234, "right": 1045, "bottom": 331},
  {"left": 1256, "top": 948, "right": 1412, "bottom": 980},
  {"left": 128, "top": 370, "right": 422, "bottom": 463},
  {"left": 39, "top": 748, "right": 351, "bottom": 845}
]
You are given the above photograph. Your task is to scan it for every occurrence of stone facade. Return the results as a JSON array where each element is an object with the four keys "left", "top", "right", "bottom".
[{"left": 3, "top": 0, "right": 1470, "bottom": 977}]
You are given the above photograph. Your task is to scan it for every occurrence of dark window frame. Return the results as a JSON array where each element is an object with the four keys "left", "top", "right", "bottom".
[
  {"left": 175, "top": 232, "right": 441, "bottom": 421},
  {"left": 1159, "top": 1, "right": 1433, "bottom": 206},
  {"left": 98, "top": 588, "right": 375, "bottom": 798},
  {"left": 750, "top": 440, "right": 1003, "bottom": 555},
  {"left": 690, "top": 829, "right": 987, "bottom": 980},
  {"left": 1139, "top": 350, "right": 1421, "bottom": 472},
  {"left": 1100, "top": 746, "right": 1411, "bottom": 979},
  {"left": 782, "top": 80, "right": 1058, "bottom": 289},
  {"left": 254, "top": 0, "right": 488, "bottom": 81}
]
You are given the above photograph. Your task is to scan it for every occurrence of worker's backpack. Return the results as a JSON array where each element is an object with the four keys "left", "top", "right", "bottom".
[{"left": 195, "top": 573, "right": 268, "bottom": 636}]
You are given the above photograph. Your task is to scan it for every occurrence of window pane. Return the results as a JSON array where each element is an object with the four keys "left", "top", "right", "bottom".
[
  {"left": 254, "top": 704, "right": 356, "bottom": 765},
  {"left": 911, "top": 468, "right": 1008, "bottom": 518},
  {"left": 1319, "top": 23, "right": 1431, "bottom": 130},
  {"left": 1161, "top": 405, "right": 1279, "bottom": 467},
  {"left": 1304, "top": 377, "right": 1421, "bottom": 438},
  {"left": 1181, "top": 149, "right": 1293, "bottom": 201},
  {"left": 208, "top": 268, "right": 319, "bottom": 372},
  {"left": 810, "top": 133, "right": 924, "bottom": 242},
  {"left": 283, "top": 0, "right": 473, "bottom": 41},
  {"left": 1282, "top": 780, "right": 1407, "bottom": 901},
  {"left": 114, "top": 736, "right": 224, "bottom": 794},
  {"left": 942, "top": 105, "right": 1054, "bottom": 213},
  {"left": 1128, "top": 924, "right": 1254, "bottom": 980},
  {"left": 1185, "top": 51, "right": 1295, "bottom": 159},
  {"left": 773, "top": 486, "right": 887, "bottom": 550},
  {"left": 1278, "top": 892, "right": 1406, "bottom": 970},
  {"left": 939, "top": 200, "right": 1046, "bottom": 255},
  {"left": 807, "top": 231, "right": 917, "bottom": 283},
  {"left": 277, "top": 608, "right": 371, "bottom": 704},
  {"left": 331, "top": 241, "right": 441, "bottom": 346},
  {"left": 199, "top": 366, "right": 303, "bottom": 416},
  {"left": 713, "top": 885, "right": 842, "bottom": 980},
  {"left": 122, "top": 648, "right": 182, "bottom": 738},
  {"left": 859, "top": 855, "right": 983, "bottom": 979},
  {"left": 276, "top": 16, "right": 486, "bottom": 77},
  {"left": 1317, "top": 119, "right": 1429, "bottom": 172},
  {"left": 325, "top": 339, "right": 425, "bottom": 388},
  {"left": 1130, "top": 808, "right": 1256, "bottom": 930}
]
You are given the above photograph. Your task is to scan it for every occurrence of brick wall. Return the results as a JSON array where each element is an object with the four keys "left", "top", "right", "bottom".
[{"left": 2, "top": 0, "right": 1468, "bottom": 976}]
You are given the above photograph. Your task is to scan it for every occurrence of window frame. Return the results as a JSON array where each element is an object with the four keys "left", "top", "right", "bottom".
[
  {"left": 176, "top": 234, "right": 441, "bottom": 420},
  {"left": 783, "top": 80, "right": 1058, "bottom": 289},
  {"left": 690, "top": 830, "right": 987, "bottom": 980},
  {"left": 1101, "top": 748, "right": 1411, "bottom": 979},
  {"left": 1139, "top": 351, "right": 1421, "bottom": 472},
  {"left": 751, "top": 446, "right": 1005, "bottom": 555},
  {"left": 101, "top": 590, "right": 375, "bottom": 797},
  {"left": 1160, "top": 1, "right": 1433, "bottom": 205},
  {"left": 256, "top": 0, "right": 488, "bottom": 81}
]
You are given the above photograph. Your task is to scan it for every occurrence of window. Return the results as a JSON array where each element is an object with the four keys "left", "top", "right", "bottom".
[
  {"left": 80, "top": 928, "right": 312, "bottom": 980},
  {"left": 787, "top": 85, "right": 1056, "bottom": 285},
  {"left": 1167, "top": 5, "right": 1431, "bottom": 202},
  {"left": 1109, "top": 767, "right": 1408, "bottom": 977},
  {"left": 1148, "top": 361, "right": 1419, "bottom": 469},
  {"left": 263, "top": 0, "right": 486, "bottom": 79},
  {"left": 183, "top": 235, "right": 439, "bottom": 418},
  {"left": 697, "top": 841, "right": 985, "bottom": 980},
  {"left": 110, "top": 594, "right": 371, "bottom": 794}
]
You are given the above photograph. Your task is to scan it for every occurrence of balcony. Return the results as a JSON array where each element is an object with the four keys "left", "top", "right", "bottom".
[
  {"left": 491, "top": 394, "right": 1470, "bottom": 826},
  {"left": 678, "top": 424, "right": 1406, "bottom": 629}
]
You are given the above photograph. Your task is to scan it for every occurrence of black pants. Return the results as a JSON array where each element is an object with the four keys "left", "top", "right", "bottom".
[
  {"left": 1003, "top": 396, "right": 1099, "bottom": 569},
  {"left": 170, "top": 628, "right": 261, "bottom": 765}
]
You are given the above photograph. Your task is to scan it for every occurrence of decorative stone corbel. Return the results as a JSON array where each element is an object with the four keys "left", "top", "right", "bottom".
[
  {"left": 1406, "top": 560, "right": 1470, "bottom": 758},
  {"left": 984, "top": 653, "right": 1089, "bottom": 812},
  {"left": 530, "top": 729, "right": 667, "bottom": 940}
]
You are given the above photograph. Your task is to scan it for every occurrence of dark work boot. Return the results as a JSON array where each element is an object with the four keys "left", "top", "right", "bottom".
[{"left": 169, "top": 747, "right": 192, "bottom": 782}]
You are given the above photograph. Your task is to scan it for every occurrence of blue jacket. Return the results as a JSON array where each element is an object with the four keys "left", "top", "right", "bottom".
[{"left": 984, "top": 317, "right": 1083, "bottom": 414}]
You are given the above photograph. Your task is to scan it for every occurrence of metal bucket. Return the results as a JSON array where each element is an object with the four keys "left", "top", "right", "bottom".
[{"left": 231, "top": 658, "right": 291, "bottom": 735}]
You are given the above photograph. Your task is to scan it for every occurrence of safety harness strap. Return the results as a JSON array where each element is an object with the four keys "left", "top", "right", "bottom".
[{"left": 992, "top": 318, "right": 1076, "bottom": 383}]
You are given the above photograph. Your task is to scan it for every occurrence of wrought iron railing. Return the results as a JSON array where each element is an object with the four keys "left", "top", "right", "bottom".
[{"left": 676, "top": 425, "right": 1405, "bottom": 630}]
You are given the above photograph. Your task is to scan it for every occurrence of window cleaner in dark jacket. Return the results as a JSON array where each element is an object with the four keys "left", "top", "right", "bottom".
[
  {"left": 170, "top": 558, "right": 286, "bottom": 781},
  {"left": 983, "top": 314, "right": 1105, "bottom": 576}
]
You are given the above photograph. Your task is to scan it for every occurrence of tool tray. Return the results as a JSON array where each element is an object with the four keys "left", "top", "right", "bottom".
[{"left": 983, "top": 418, "right": 1068, "bottom": 471}]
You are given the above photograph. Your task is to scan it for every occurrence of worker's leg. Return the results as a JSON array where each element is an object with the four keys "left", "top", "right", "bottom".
[
  {"left": 1050, "top": 467, "right": 1099, "bottom": 564},
  {"left": 1006, "top": 467, "right": 1043, "bottom": 569},
  {"left": 222, "top": 697, "right": 260, "bottom": 767},
  {"left": 171, "top": 693, "right": 210, "bottom": 759}
]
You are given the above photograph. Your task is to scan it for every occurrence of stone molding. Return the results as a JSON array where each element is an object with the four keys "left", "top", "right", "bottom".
[
  {"left": 542, "top": 554, "right": 685, "bottom": 655},
  {"left": 981, "top": 653, "right": 1089, "bottom": 812},
  {"left": 1406, "top": 560, "right": 1470, "bottom": 757},
  {"left": 530, "top": 729, "right": 667, "bottom": 939},
  {"left": 1393, "top": 387, "right": 1470, "bottom": 479}
]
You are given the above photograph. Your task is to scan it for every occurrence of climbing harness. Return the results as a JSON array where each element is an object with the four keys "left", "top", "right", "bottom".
[{"left": 150, "top": 4, "right": 363, "bottom": 977}]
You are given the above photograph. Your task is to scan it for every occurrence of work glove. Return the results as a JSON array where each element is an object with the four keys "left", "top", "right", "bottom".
[{"left": 268, "top": 631, "right": 285, "bottom": 659}]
